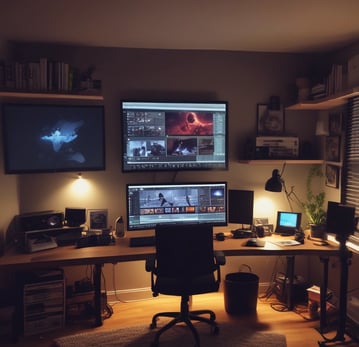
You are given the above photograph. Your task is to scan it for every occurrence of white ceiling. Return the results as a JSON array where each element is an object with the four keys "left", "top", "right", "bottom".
[{"left": 1, "top": 0, "right": 359, "bottom": 53}]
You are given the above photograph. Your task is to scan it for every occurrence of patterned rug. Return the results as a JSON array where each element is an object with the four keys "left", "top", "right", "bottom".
[{"left": 54, "top": 322, "right": 287, "bottom": 347}]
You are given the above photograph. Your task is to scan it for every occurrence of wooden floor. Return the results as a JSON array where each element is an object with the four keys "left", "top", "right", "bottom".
[{"left": 1, "top": 292, "right": 357, "bottom": 347}]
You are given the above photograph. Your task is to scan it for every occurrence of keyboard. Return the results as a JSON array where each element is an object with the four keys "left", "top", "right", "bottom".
[
  {"left": 129, "top": 236, "right": 156, "bottom": 247},
  {"left": 76, "top": 234, "right": 115, "bottom": 248}
]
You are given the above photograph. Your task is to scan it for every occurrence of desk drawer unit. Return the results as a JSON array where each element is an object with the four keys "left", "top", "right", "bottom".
[{"left": 23, "top": 279, "right": 65, "bottom": 336}]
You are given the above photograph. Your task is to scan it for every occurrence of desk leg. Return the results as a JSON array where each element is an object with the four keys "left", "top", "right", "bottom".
[
  {"left": 319, "top": 257, "right": 329, "bottom": 332},
  {"left": 286, "top": 256, "right": 295, "bottom": 310},
  {"left": 93, "top": 263, "right": 103, "bottom": 327}
]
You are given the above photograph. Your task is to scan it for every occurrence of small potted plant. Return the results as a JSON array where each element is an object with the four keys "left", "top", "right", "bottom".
[{"left": 301, "top": 166, "right": 326, "bottom": 238}]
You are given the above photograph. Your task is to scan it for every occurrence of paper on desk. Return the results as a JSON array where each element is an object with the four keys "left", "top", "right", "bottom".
[{"left": 269, "top": 239, "right": 301, "bottom": 246}]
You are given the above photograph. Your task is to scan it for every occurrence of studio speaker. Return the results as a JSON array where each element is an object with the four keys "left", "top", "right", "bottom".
[
  {"left": 326, "top": 201, "right": 355, "bottom": 236},
  {"left": 65, "top": 208, "right": 86, "bottom": 227}
]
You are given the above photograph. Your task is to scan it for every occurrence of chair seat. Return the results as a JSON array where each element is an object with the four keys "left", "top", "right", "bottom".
[{"left": 154, "top": 273, "right": 219, "bottom": 296}]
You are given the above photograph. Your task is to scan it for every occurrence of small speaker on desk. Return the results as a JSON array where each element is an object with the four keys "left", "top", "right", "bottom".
[{"left": 65, "top": 208, "right": 86, "bottom": 227}]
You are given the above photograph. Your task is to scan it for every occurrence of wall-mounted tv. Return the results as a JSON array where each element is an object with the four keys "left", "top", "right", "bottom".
[
  {"left": 121, "top": 101, "right": 228, "bottom": 172},
  {"left": 126, "top": 181, "right": 227, "bottom": 231},
  {"left": 2, "top": 104, "right": 105, "bottom": 174}
]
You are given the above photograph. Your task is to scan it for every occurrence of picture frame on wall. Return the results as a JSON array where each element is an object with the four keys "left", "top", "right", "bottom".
[
  {"left": 325, "top": 164, "right": 340, "bottom": 188},
  {"left": 329, "top": 112, "right": 343, "bottom": 135},
  {"left": 88, "top": 209, "right": 108, "bottom": 230},
  {"left": 325, "top": 136, "right": 341, "bottom": 162},
  {"left": 257, "top": 103, "right": 285, "bottom": 135}
]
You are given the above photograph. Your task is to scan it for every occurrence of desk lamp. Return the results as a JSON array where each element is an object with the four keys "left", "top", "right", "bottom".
[
  {"left": 265, "top": 164, "right": 305, "bottom": 244},
  {"left": 264, "top": 164, "right": 302, "bottom": 213}
]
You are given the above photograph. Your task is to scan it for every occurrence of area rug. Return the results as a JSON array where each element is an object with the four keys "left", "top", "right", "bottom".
[{"left": 54, "top": 322, "right": 286, "bottom": 347}]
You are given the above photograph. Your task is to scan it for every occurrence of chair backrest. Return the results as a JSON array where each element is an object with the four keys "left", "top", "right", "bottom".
[{"left": 155, "top": 223, "right": 215, "bottom": 277}]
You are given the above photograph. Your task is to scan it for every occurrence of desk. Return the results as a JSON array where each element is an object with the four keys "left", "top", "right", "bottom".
[{"left": 0, "top": 235, "right": 341, "bottom": 335}]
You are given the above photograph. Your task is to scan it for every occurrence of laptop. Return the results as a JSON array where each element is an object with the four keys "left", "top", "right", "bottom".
[{"left": 275, "top": 211, "right": 301, "bottom": 236}]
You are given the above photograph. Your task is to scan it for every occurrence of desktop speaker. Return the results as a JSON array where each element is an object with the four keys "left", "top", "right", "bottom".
[
  {"left": 17, "top": 210, "right": 64, "bottom": 232},
  {"left": 65, "top": 208, "right": 86, "bottom": 227},
  {"left": 326, "top": 201, "right": 355, "bottom": 236}
]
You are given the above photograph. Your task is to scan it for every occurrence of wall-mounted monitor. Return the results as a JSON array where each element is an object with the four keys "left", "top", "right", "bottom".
[
  {"left": 2, "top": 104, "right": 105, "bottom": 174},
  {"left": 126, "top": 182, "right": 227, "bottom": 231},
  {"left": 121, "top": 101, "right": 228, "bottom": 172}
]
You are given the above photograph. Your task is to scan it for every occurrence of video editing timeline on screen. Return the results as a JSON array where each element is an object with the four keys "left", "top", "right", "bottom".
[
  {"left": 122, "top": 101, "right": 227, "bottom": 171},
  {"left": 127, "top": 182, "right": 227, "bottom": 231}
]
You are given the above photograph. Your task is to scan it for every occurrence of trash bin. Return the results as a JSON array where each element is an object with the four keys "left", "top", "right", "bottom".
[{"left": 224, "top": 272, "right": 259, "bottom": 315}]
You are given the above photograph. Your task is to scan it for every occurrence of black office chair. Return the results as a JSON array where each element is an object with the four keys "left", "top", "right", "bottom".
[{"left": 145, "top": 223, "right": 226, "bottom": 347}]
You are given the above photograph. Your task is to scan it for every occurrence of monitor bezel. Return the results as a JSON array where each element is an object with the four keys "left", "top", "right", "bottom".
[{"left": 121, "top": 100, "right": 228, "bottom": 172}]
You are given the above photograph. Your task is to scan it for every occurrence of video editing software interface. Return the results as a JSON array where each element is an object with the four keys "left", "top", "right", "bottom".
[
  {"left": 127, "top": 182, "right": 227, "bottom": 230},
  {"left": 122, "top": 101, "right": 227, "bottom": 171}
]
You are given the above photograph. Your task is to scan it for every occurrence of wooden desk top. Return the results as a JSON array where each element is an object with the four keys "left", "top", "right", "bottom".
[{"left": 0, "top": 235, "right": 340, "bottom": 270}]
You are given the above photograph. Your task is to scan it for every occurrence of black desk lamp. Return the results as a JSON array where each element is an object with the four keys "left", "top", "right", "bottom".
[{"left": 264, "top": 165, "right": 302, "bottom": 213}]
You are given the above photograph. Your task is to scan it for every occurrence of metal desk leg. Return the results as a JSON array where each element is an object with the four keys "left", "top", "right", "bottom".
[
  {"left": 93, "top": 263, "right": 103, "bottom": 327},
  {"left": 319, "top": 257, "right": 329, "bottom": 332},
  {"left": 286, "top": 256, "right": 295, "bottom": 310}
]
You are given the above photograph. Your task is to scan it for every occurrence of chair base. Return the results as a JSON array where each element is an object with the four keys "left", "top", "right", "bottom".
[{"left": 149, "top": 295, "right": 219, "bottom": 347}]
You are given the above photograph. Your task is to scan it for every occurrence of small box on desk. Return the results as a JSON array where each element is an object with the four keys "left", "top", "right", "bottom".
[{"left": 255, "top": 136, "right": 299, "bottom": 159}]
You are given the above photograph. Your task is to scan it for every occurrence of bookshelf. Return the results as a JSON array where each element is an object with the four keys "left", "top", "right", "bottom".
[
  {"left": 286, "top": 86, "right": 359, "bottom": 111},
  {"left": 0, "top": 91, "right": 103, "bottom": 101}
]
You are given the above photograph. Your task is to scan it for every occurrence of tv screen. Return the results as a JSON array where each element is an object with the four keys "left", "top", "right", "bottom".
[
  {"left": 126, "top": 182, "right": 227, "bottom": 231},
  {"left": 2, "top": 104, "right": 105, "bottom": 174},
  {"left": 121, "top": 101, "right": 228, "bottom": 172}
]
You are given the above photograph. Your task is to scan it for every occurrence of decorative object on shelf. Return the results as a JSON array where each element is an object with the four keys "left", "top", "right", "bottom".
[
  {"left": 325, "top": 136, "right": 341, "bottom": 162},
  {"left": 329, "top": 112, "right": 343, "bottom": 135},
  {"left": 325, "top": 164, "right": 340, "bottom": 189},
  {"left": 295, "top": 77, "right": 311, "bottom": 101},
  {"left": 88, "top": 209, "right": 108, "bottom": 230},
  {"left": 315, "top": 112, "right": 329, "bottom": 136},
  {"left": 257, "top": 102, "right": 284, "bottom": 135}
]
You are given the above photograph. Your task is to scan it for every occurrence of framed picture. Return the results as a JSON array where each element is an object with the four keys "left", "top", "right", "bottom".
[
  {"left": 257, "top": 103, "right": 285, "bottom": 135},
  {"left": 329, "top": 112, "right": 343, "bottom": 135},
  {"left": 325, "top": 136, "right": 341, "bottom": 162},
  {"left": 88, "top": 209, "right": 108, "bottom": 230},
  {"left": 325, "top": 164, "right": 340, "bottom": 188}
]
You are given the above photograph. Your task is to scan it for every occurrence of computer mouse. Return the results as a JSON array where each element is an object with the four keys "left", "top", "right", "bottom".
[{"left": 245, "top": 238, "right": 265, "bottom": 247}]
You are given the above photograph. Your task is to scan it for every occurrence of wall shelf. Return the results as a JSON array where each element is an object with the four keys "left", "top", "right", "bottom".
[
  {"left": 286, "top": 87, "right": 359, "bottom": 111},
  {"left": 0, "top": 91, "right": 103, "bottom": 101},
  {"left": 239, "top": 159, "right": 324, "bottom": 165}
]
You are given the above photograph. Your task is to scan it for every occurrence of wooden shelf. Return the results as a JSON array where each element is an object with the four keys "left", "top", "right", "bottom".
[
  {"left": 239, "top": 159, "right": 324, "bottom": 165},
  {"left": 0, "top": 91, "right": 103, "bottom": 101},
  {"left": 286, "top": 87, "right": 359, "bottom": 111}
]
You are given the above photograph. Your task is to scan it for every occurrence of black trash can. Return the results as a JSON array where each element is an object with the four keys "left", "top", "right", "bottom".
[{"left": 224, "top": 272, "right": 259, "bottom": 315}]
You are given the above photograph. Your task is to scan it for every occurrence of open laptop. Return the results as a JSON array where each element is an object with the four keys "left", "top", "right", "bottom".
[{"left": 275, "top": 211, "right": 301, "bottom": 236}]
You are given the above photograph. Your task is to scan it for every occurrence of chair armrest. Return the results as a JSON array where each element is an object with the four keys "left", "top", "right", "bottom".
[
  {"left": 214, "top": 250, "right": 226, "bottom": 266},
  {"left": 145, "top": 254, "right": 156, "bottom": 272}
]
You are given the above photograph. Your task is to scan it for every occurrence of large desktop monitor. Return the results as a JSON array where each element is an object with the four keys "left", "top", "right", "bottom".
[
  {"left": 121, "top": 101, "right": 228, "bottom": 172},
  {"left": 126, "top": 182, "right": 227, "bottom": 231},
  {"left": 2, "top": 103, "right": 105, "bottom": 174}
]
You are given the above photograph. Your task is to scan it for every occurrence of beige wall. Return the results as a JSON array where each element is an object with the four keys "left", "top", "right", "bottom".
[{"left": 0, "top": 42, "right": 353, "bottom": 298}]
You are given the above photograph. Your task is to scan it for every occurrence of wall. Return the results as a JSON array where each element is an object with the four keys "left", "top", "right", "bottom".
[{"left": 1, "top": 42, "right": 348, "bottom": 298}]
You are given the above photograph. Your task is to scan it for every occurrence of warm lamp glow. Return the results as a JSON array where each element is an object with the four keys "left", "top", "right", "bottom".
[{"left": 71, "top": 175, "right": 90, "bottom": 196}]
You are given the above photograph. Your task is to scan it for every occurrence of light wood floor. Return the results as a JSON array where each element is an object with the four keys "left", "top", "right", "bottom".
[{"left": 1, "top": 292, "right": 357, "bottom": 347}]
